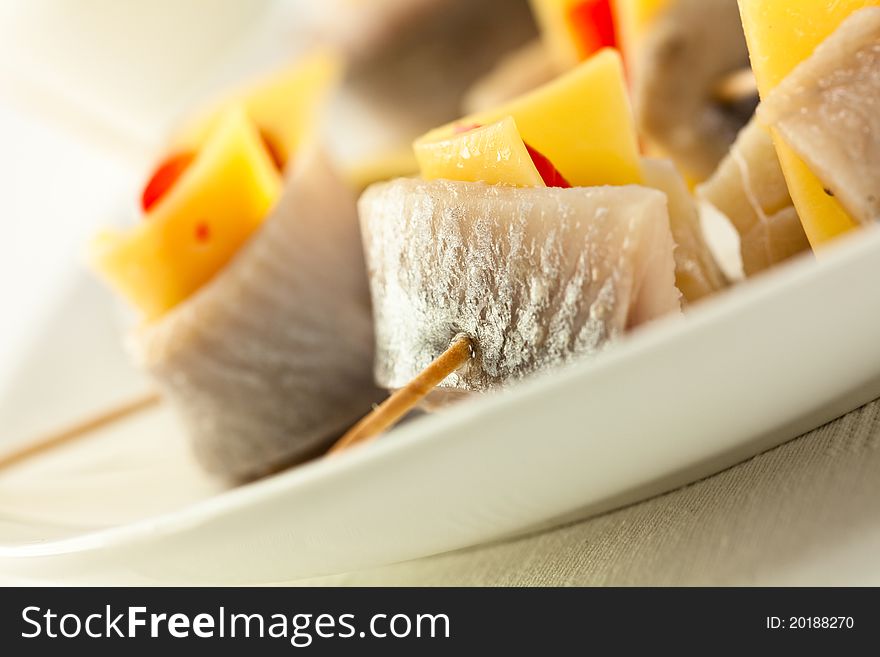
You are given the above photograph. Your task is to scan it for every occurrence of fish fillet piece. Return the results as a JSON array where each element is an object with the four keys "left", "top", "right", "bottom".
[
  {"left": 758, "top": 8, "right": 880, "bottom": 225},
  {"left": 132, "top": 146, "right": 384, "bottom": 480},
  {"left": 640, "top": 158, "right": 727, "bottom": 304},
  {"left": 360, "top": 178, "right": 681, "bottom": 394},
  {"left": 698, "top": 118, "right": 811, "bottom": 276}
]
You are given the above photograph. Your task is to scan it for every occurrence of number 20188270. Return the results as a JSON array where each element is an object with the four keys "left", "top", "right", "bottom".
[{"left": 766, "top": 617, "right": 854, "bottom": 630}]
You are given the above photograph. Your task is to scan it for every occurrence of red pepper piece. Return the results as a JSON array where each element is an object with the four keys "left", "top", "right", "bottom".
[
  {"left": 141, "top": 152, "right": 195, "bottom": 213},
  {"left": 568, "top": 0, "right": 617, "bottom": 59},
  {"left": 140, "top": 128, "right": 285, "bottom": 215},
  {"left": 524, "top": 142, "right": 571, "bottom": 188}
]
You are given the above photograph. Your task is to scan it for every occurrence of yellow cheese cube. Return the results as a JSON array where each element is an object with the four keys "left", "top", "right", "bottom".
[
  {"left": 738, "top": 0, "right": 877, "bottom": 246},
  {"left": 175, "top": 50, "right": 342, "bottom": 169},
  {"left": 91, "top": 108, "right": 282, "bottom": 321},
  {"left": 415, "top": 117, "right": 545, "bottom": 188},
  {"left": 417, "top": 49, "right": 641, "bottom": 188}
]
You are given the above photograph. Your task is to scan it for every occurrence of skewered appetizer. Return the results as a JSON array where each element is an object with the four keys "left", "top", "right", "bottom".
[
  {"left": 698, "top": 118, "right": 810, "bottom": 276},
  {"left": 466, "top": 0, "right": 757, "bottom": 184},
  {"left": 346, "top": 0, "right": 880, "bottom": 448},
  {"left": 697, "top": 1, "right": 880, "bottom": 273},
  {"left": 418, "top": 48, "right": 725, "bottom": 306},
  {"left": 752, "top": 5, "right": 880, "bottom": 229},
  {"left": 359, "top": 49, "right": 705, "bottom": 405},
  {"left": 62, "top": 0, "right": 880, "bottom": 468},
  {"left": 738, "top": 0, "right": 880, "bottom": 246},
  {"left": 90, "top": 54, "right": 384, "bottom": 480}
]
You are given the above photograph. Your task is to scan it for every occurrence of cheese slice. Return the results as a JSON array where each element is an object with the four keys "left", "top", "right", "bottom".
[
  {"left": 174, "top": 50, "right": 342, "bottom": 169},
  {"left": 738, "top": 0, "right": 878, "bottom": 246},
  {"left": 415, "top": 117, "right": 545, "bottom": 187},
  {"left": 92, "top": 108, "right": 282, "bottom": 320},
  {"left": 416, "top": 49, "right": 641, "bottom": 187}
]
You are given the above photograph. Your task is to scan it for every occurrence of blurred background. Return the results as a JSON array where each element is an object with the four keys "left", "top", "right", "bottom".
[{"left": 0, "top": 0, "right": 309, "bottom": 449}]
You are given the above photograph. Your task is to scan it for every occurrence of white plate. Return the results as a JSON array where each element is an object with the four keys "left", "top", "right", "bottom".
[{"left": 1, "top": 225, "right": 879, "bottom": 585}]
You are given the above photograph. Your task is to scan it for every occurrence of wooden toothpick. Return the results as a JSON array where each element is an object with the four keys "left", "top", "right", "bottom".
[
  {"left": 329, "top": 334, "right": 474, "bottom": 455},
  {"left": 0, "top": 335, "right": 475, "bottom": 469},
  {"left": 0, "top": 391, "right": 162, "bottom": 470},
  {"left": 714, "top": 67, "right": 757, "bottom": 104}
]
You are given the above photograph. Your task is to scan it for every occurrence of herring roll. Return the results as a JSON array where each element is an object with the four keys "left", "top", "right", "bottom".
[
  {"left": 132, "top": 145, "right": 381, "bottom": 479},
  {"left": 758, "top": 7, "right": 880, "bottom": 226},
  {"left": 90, "top": 55, "right": 383, "bottom": 479},
  {"left": 360, "top": 178, "right": 680, "bottom": 394}
]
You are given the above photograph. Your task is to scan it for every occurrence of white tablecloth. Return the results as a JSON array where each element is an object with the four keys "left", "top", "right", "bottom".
[{"left": 296, "top": 399, "right": 880, "bottom": 586}]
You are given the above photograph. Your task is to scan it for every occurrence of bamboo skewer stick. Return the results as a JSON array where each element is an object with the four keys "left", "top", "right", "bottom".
[
  {"left": 329, "top": 334, "right": 474, "bottom": 455},
  {"left": 0, "top": 332, "right": 471, "bottom": 469},
  {"left": 0, "top": 334, "right": 473, "bottom": 468},
  {"left": 0, "top": 391, "right": 162, "bottom": 471},
  {"left": 713, "top": 67, "right": 757, "bottom": 104}
]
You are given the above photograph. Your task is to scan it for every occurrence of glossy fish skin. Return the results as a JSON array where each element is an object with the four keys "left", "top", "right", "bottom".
[
  {"left": 360, "top": 178, "right": 681, "bottom": 394},
  {"left": 759, "top": 8, "right": 880, "bottom": 225},
  {"left": 698, "top": 118, "right": 811, "bottom": 276},
  {"left": 132, "top": 146, "right": 384, "bottom": 481}
]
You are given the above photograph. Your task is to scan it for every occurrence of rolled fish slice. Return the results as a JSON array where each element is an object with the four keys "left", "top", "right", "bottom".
[
  {"left": 132, "top": 145, "right": 384, "bottom": 480},
  {"left": 359, "top": 178, "right": 681, "bottom": 395},
  {"left": 758, "top": 7, "right": 880, "bottom": 226},
  {"left": 640, "top": 158, "right": 727, "bottom": 303},
  {"left": 698, "top": 118, "right": 811, "bottom": 276}
]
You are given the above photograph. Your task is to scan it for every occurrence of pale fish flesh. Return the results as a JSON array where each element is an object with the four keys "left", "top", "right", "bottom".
[
  {"left": 641, "top": 157, "right": 728, "bottom": 304},
  {"left": 698, "top": 118, "right": 811, "bottom": 276},
  {"left": 131, "top": 146, "right": 384, "bottom": 480},
  {"left": 759, "top": 7, "right": 880, "bottom": 225},
  {"left": 359, "top": 178, "right": 681, "bottom": 395}
]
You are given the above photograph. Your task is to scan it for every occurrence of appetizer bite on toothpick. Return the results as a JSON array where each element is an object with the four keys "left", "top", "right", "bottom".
[
  {"left": 738, "top": 0, "right": 879, "bottom": 247},
  {"left": 698, "top": 118, "right": 810, "bottom": 276},
  {"left": 90, "top": 53, "right": 384, "bottom": 480},
  {"left": 341, "top": 49, "right": 734, "bottom": 449},
  {"left": 756, "top": 7, "right": 880, "bottom": 226}
]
